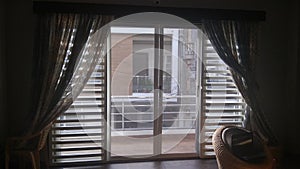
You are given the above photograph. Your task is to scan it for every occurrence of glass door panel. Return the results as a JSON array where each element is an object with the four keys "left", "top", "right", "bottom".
[
  {"left": 110, "top": 27, "right": 155, "bottom": 157},
  {"left": 161, "top": 28, "right": 200, "bottom": 154}
]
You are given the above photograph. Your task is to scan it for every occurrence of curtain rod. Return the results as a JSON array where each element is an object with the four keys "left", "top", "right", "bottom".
[{"left": 33, "top": 2, "right": 266, "bottom": 22}]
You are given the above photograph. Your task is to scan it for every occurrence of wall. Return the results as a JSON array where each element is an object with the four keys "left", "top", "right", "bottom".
[
  {"left": 4, "top": 0, "right": 297, "bottom": 154},
  {"left": 5, "top": 0, "right": 34, "bottom": 136},
  {"left": 286, "top": 0, "right": 300, "bottom": 154},
  {"left": 0, "top": 0, "right": 6, "bottom": 158},
  {"left": 111, "top": 33, "right": 133, "bottom": 95}
]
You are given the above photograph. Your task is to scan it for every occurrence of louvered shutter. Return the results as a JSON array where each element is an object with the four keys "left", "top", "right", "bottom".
[
  {"left": 199, "top": 37, "right": 246, "bottom": 158},
  {"left": 50, "top": 60, "right": 107, "bottom": 164}
]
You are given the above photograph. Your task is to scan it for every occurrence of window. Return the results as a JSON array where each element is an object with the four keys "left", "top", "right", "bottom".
[
  {"left": 49, "top": 26, "right": 246, "bottom": 165},
  {"left": 132, "top": 53, "right": 150, "bottom": 93}
]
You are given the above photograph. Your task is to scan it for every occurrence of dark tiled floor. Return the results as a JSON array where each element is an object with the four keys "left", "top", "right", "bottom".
[{"left": 53, "top": 159, "right": 218, "bottom": 169}]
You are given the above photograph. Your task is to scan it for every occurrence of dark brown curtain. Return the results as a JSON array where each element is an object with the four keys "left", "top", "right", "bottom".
[
  {"left": 202, "top": 20, "right": 278, "bottom": 146},
  {"left": 25, "top": 13, "right": 113, "bottom": 136}
]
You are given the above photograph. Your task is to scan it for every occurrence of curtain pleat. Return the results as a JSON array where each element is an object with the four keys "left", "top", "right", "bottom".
[
  {"left": 202, "top": 20, "right": 278, "bottom": 146},
  {"left": 27, "top": 13, "right": 113, "bottom": 136}
]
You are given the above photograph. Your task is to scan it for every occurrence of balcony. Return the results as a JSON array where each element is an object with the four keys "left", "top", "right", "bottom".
[{"left": 110, "top": 95, "right": 197, "bottom": 156}]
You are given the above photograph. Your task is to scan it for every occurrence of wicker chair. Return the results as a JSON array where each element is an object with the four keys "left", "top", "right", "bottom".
[
  {"left": 212, "top": 126, "right": 275, "bottom": 169},
  {"left": 5, "top": 124, "right": 52, "bottom": 169}
]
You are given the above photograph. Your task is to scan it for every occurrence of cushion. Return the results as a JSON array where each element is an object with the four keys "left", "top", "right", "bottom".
[{"left": 221, "top": 127, "right": 266, "bottom": 163}]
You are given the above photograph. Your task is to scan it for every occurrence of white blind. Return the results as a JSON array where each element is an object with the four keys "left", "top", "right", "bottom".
[
  {"left": 199, "top": 37, "right": 246, "bottom": 158},
  {"left": 50, "top": 61, "right": 107, "bottom": 164}
]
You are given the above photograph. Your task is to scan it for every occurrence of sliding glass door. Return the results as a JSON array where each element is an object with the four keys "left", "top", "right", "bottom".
[{"left": 109, "top": 26, "right": 200, "bottom": 158}]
